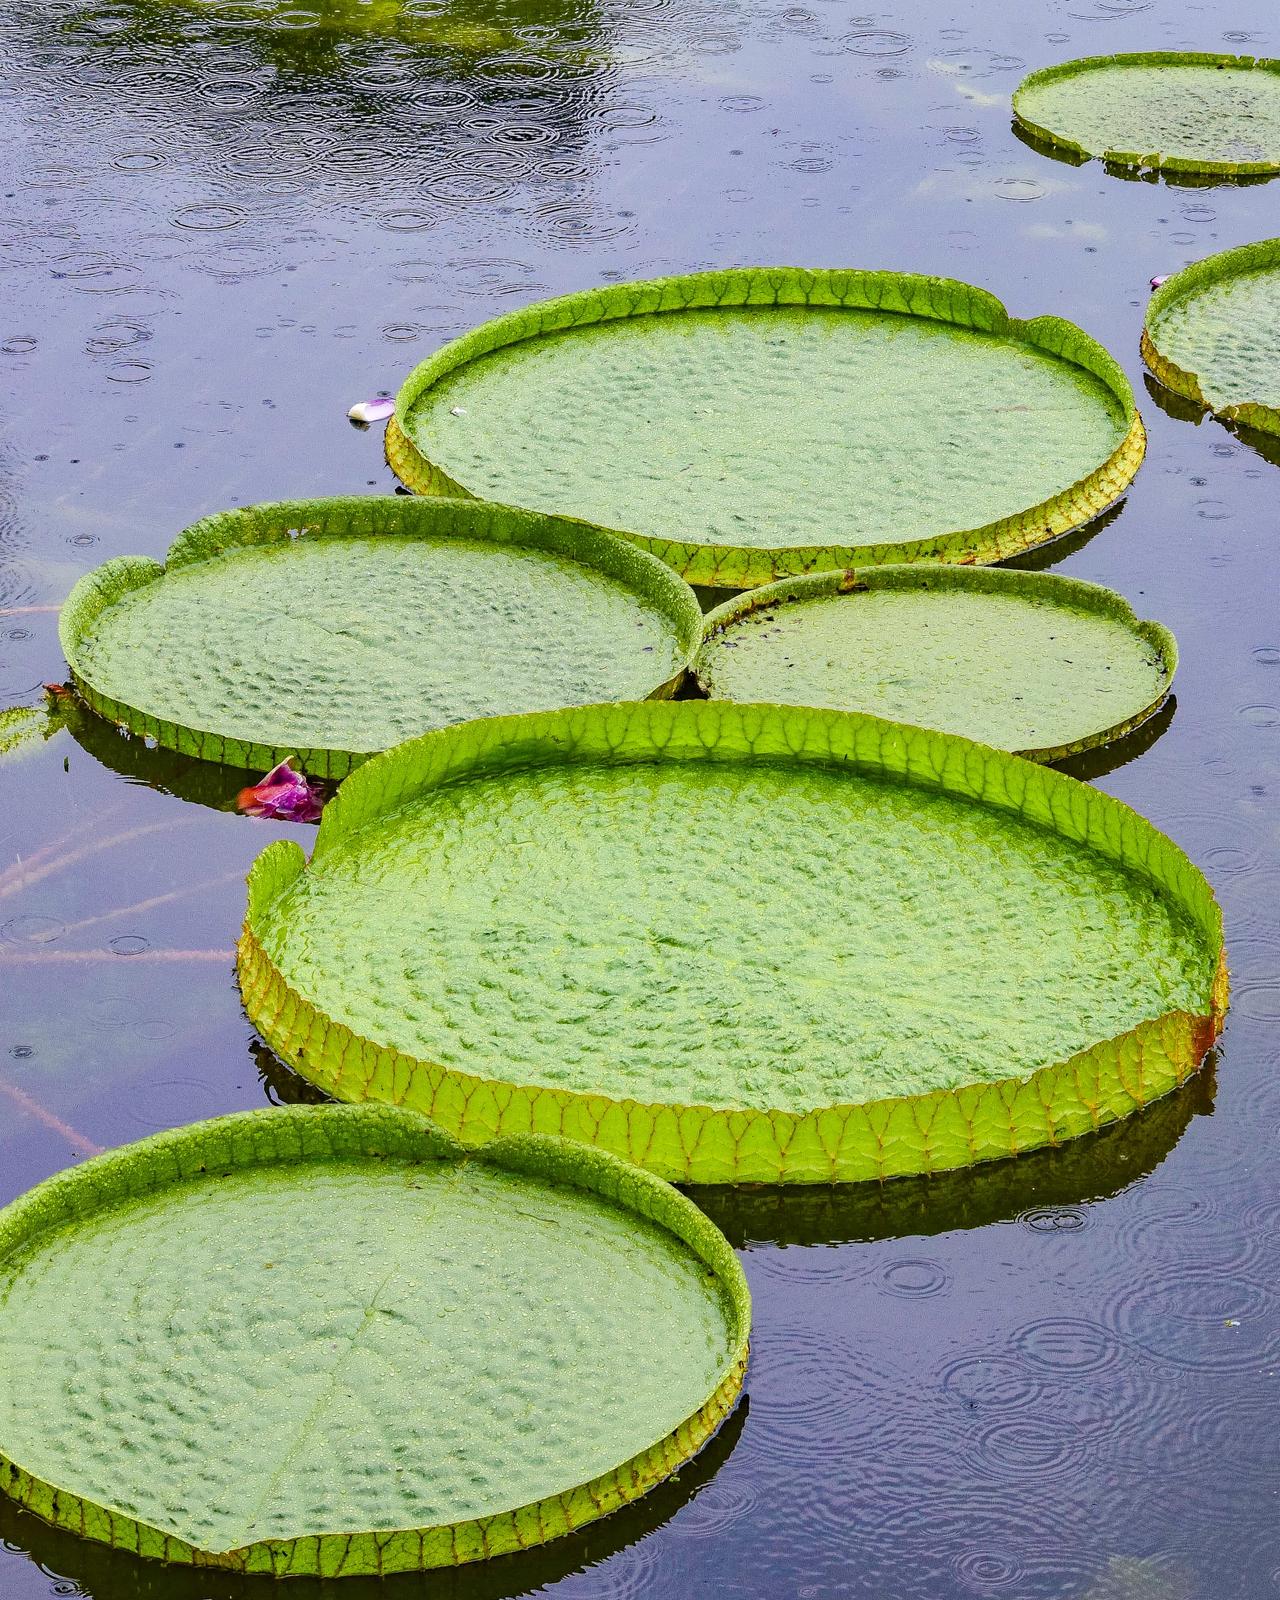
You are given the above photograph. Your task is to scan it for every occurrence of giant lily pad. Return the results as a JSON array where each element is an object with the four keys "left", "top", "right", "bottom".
[
  {"left": 387, "top": 269, "right": 1145, "bottom": 588},
  {"left": 0, "top": 1104, "right": 748, "bottom": 1576},
  {"left": 1142, "top": 239, "right": 1280, "bottom": 441},
  {"left": 0, "top": 1405, "right": 748, "bottom": 1600},
  {"left": 694, "top": 566, "right": 1176, "bottom": 762},
  {"left": 1013, "top": 53, "right": 1280, "bottom": 177},
  {"left": 59, "top": 497, "right": 700, "bottom": 780},
  {"left": 239, "top": 701, "right": 1226, "bottom": 1185}
]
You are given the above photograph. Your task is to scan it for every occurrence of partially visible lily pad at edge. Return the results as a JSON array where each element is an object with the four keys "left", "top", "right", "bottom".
[
  {"left": 1013, "top": 52, "right": 1280, "bottom": 178},
  {"left": 0, "top": 1105, "right": 749, "bottom": 1575},
  {"left": 1143, "top": 238, "right": 1280, "bottom": 442}
]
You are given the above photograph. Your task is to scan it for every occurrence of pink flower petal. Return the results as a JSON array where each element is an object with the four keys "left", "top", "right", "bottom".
[
  {"left": 237, "top": 759, "right": 326, "bottom": 823},
  {"left": 347, "top": 396, "right": 396, "bottom": 424}
]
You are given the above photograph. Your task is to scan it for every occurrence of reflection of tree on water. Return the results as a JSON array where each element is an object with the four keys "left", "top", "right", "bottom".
[
  {"left": 10, "top": 0, "right": 620, "bottom": 294},
  {"left": 0, "top": 1397, "right": 746, "bottom": 1600},
  {"left": 691, "top": 1061, "right": 1216, "bottom": 1248},
  {"left": 43, "top": 0, "right": 605, "bottom": 124}
]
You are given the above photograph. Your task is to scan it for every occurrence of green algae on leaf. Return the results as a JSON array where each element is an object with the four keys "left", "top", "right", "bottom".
[
  {"left": 1142, "top": 238, "right": 1280, "bottom": 441},
  {"left": 1013, "top": 53, "right": 1280, "bottom": 177},
  {"left": 387, "top": 268, "right": 1145, "bottom": 587},
  {"left": 0, "top": 1104, "right": 748, "bottom": 1576},
  {"left": 239, "top": 701, "right": 1226, "bottom": 1185},
  {"left": 58, "top": 497, "right": 701, "bottom": 780},
  {"left": 695, "top": 565, "right": 1175, "bottom": 762}
]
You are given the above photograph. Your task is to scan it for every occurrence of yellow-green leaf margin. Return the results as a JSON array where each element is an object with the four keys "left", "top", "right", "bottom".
[
  {"left": 0, "top": 1104, "right": 750, "bottom": 1577},
  {"left": 694, "top": 564, "right": 1177, "bottom": 763},
  {"left": 1012, "top": 52, "right": 1280, "bottom": 178},
  {"left": 57, "top": 496, "right": 702, "bottom": 780},
  {"left": 238, "top": 701, "right": 1227, "bottom": 1185},
  {"left": 1142, "top": 238, "right": 1280, "bottom": 441},
  {"left": 386, "top": 267, "right": 1146, "bottom": 588}
]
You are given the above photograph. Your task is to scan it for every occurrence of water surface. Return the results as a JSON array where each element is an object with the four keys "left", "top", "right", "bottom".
[{"left": 2, "top": 0, "right": 1279, "bottom": 1594}]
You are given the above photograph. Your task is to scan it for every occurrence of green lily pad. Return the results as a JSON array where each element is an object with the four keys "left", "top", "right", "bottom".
[
  {"left": 59, "top": 497, "right": 700, "bottom": 780},
  {"left": 693, "top": 1070, "right": 1211, "bottom": 1247},
  {"left": 1013, "top": 52, "right": 1280, "bottom": 177},
  {"left": 0, "top": 1404, "right": 748, "bottom": 1600},
  {"left": 1142, "top": 238, "right": 1280, "bottom": 440},
  {"left": 694, "top": 565, "right": 1176, "bottom": 762},
  {"left": 239, "top": 702, "right": 1226, "bottom": 1185},
  {"left": 387, "top": 268, "right": 1145, "bottom": 588},
  {"left": 0, "top": 1105, "right": 748, "bottom": 1576}
]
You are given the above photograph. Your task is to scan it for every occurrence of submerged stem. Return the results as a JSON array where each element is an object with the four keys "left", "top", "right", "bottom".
[
  {"left": 0, "top": 1078, "right": 102, "bottom": 1155},
  {"left": 0, "top": 816, "right": 197, "bottom": 901}
]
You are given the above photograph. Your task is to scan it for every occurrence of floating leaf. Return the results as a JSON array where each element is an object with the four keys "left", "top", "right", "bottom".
[
  {"left": 693, "top": 1068, "right": 1214, "bottom": 1248},
  {"left": 1013, "top": 52, "right": 1280, "bottom": 177},
  {"left": 694, "top": 565, "right": 1175, "bottom": 761},
  {"left": 239, "top": 701, "right": 1226, "bottom": 1185},
  {"left": 0, "top": 1402, "right": 747, "bottom": 1600},
  {"left": 0, "top": 1104, "right": 748, "bottom": 1575},
  {"left": 1142, "top": 238, "right": 1280, "bottom": 441},
  {"left": 59, "top": 497, "right": 701, "bottom": 780},
  {"left": 386, "top": 268, "right": 1144, "bottom": 587}
]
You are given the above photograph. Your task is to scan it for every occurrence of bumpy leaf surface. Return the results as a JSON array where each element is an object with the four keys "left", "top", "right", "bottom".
[
  {"left": 1143, "top": 239, "right": 1280, "bottom": 440},
  {"left": 388, "top": 268, "right": 1144, "bottom": 587},
  {"left": 59, "top": 497, "right": 701, "bottom": 778},
  {"left": 1013, "top": 52, "right": 1280, "bottom": 176},
  {"left": 695, "top": 565, "right": 1175, "bottom": 761},
  {"left": 0, "top": 1105, "right": 748, "bottom": 1575},
  {"left": 239, "top": 702, "right": 1226, "bottom": 1184}
]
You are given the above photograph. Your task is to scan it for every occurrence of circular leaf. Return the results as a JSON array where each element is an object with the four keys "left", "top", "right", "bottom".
[
  {"left": 387, "top": 268, "right": 1144, "bottom": 587},
  {"left": 695, "top": 565, "right": 1176, "bottom": 761},
  {"left": 1143, "top": 238, "right": 1280, "bottom": 441},
  {"left": 59, "top": 497, "right": 701, "bottom": 779},
  {"left": 239, "top": 701, "right": 1226, "bottom": 1185},
  {"left": 0, "top": 1105, "right": 748, "bottom": 1575},
  {"left": 1013, "top": 52, "right": 1280, "bottom": 177}
]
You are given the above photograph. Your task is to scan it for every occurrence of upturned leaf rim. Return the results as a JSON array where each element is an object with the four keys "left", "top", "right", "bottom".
[
  {"left": 387, "top": 267, "right": 1145, "bottom": 588},
  {"left": 1142, "top": 237, "right": 1280, "bottom": 440},
  {"left": 0, "top": 1103, "right": 749, "bottom": 1576},
  {"left": 1012, "top": 52, "right": 1280, "bottom": 177},
  {"left": 239, "top": 700, "right": 1227, "bottom": 1185},
  {"left": 58, "top": 496, "right": 703, "bottom": 780},
  {"left": 694, "top": 563, "right": 1177, "bottom": 763}
]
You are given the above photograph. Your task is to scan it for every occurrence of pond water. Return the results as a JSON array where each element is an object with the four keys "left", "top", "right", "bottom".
[{"left": 1, "top": 0, "right": 1278, "bottom": 1595}]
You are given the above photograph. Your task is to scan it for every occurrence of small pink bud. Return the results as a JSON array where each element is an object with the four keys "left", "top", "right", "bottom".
[{"left": 1150, "top": 274, "right": 1170, "bottom": 289}]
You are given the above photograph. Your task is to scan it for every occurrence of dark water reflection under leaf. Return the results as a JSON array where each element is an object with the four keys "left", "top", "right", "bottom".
[
  {"left": 691, "top": 1063, "right": 1215, "bottom": 1249},
  {"left": 1143, "top": 373, "right": 1280, "bottom": 469},
  {"left": 1009, "top": 118, "right": 1280, "bottom": 188},
  {"left": 0, "top": 1405, "right": 747, "bottom": 1600}
]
